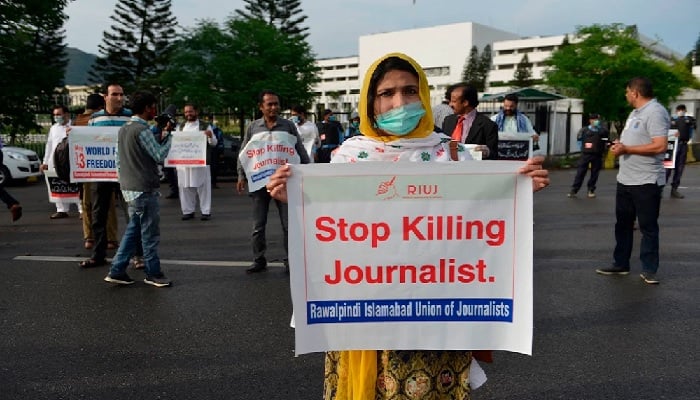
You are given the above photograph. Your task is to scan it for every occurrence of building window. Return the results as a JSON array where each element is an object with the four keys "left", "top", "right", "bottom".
[
  {"left": 348, "top": 76, "right": 358, "bottom": 81},
  {"left": 348, "top": 63, "right": 358, "bottom": 68},
  {"left": 336, "top": 77, "right": 347, "bottom": 81},
  {"left": 349, "top": 89, "right": 360, "bottom": 94},
  {"left": 498, "top": 49, "right": 514, "bottom": 55}
]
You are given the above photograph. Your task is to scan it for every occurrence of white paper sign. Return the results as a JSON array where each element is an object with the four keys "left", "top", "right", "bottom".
[
  {"left": 664, "top": 132, "right": 678, "bottom": 169},
  {"left": 238, "top": 130, "right": 301, "bottom": 192},
  {"left": 165, "top": 131, "right": 207, "bottom": 167},
  {"left": 44, "top": 171, "right": 80, "bottom": 203},
  {"left": 68, "top": 126, "right": 119, "bottom": 182},
  {"left": 288, "top": 161, "right": 533, "bottom": 356}
]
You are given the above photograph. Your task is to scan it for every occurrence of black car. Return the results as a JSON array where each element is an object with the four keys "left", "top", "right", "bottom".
[{"left": 216, "top": 134, "right": 241, "bottom": 176}]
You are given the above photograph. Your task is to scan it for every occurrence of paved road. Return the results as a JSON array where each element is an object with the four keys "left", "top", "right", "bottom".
[{"left": 1, "top": 166, "right": 698, "bottom": 399}]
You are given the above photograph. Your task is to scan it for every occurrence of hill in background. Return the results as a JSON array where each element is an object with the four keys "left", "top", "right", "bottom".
[{"left": 64, "top": 47, "right": 97, "bottom": 86}]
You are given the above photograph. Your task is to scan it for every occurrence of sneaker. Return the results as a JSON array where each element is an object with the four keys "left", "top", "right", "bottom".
[
  {"left": 10, "top": 204, "right": 22, "bottom": 222},
  {"left": 670, "top": 189, "right": 684, "bottom": 199},
  {"left": 144, "top": 274, "right": 172, "bottom": 287},
  {"left": 640, "top": 272, "right": 660, "bottom": 284},
  {"left": 567, "top": 190, "right": 577, "bottom": 198},
  {"left": 595, "top": 266, "right": 630, "bottom": 275},
  {"left": 104, "top": 273, "right": 135, "bottom": 285},
  {"left": 587, "top": 190, "right": 596, "bottom": 198}
]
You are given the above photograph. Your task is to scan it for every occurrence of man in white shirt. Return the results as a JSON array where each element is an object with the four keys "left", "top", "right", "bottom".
[
  {"left": 176, "top": 103, "right": 217, "bottom": 221},
  {"left": 290, "top": 105, "right": 320, "bottom": 163},
  {"left": 41, "top": 104, "right": 81, "bottom": 219}
]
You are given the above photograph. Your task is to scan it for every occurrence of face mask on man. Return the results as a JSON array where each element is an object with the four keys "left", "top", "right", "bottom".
[
  {"left": 592, "top": 120, "right": 601, "bottom": 128},
  {"left": 375, "top": 101, "right": 426, "bottom": 136},
  {"left": 328, "top": 115, "right": 337, "bottom": 122},
  {"left": 351, "top": 121, "right": 360, "bottom": 129},
  {"left": 677, "top": 111, "right": 686, "bottom": 117},
  {"left": 54, "top": 116, "right": 64, "bottom": 125},
  {"left": 290, "top": 115, "right": 301, "bottom": 124}
]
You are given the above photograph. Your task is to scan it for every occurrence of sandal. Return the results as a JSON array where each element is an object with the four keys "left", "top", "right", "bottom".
[
  {"left": 84, "top": 239, "right": 95, "bottom": 249},
  {"left": 107, "top": 241, "right": 119, "bottom": 250},
  {"left": 79, "top": 258, "right": 106, "bottom": 268},
  {"left": 130, "top": 256, "right": 145, "bottom": 269}
]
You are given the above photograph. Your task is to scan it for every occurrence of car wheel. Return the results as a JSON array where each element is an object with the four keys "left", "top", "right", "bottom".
[{"left": 0, "top": 165, "right": 10, "bottom": 186}]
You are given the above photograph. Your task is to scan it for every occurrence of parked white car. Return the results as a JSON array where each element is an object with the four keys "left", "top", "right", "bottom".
[{"left": 0, "top": 146, "right": 42, "bottom": 185}]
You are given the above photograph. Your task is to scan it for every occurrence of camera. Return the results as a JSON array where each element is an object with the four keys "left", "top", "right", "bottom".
[
  {"left": 155, "top": 104, "right": 178, "bottom": 130},
  {"left": 155, "top": 112, "right": 176, "bottom": 129}
]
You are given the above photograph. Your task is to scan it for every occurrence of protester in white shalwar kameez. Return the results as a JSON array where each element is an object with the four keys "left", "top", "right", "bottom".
[
  {"left": 176, "top": 104, "right": 217, "bottom": 220},
  {"left": 41, "top": 105, "right": 81, "bottom": 218}
]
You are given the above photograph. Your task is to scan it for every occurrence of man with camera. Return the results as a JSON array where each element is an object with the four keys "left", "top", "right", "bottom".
[{"left": 175, "top": 103, "right": 217, "bottom": 221}]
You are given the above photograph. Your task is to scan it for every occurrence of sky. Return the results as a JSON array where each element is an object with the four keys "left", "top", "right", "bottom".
[{"left": 64, "top": 0, "right": 699, "bottom": 59}]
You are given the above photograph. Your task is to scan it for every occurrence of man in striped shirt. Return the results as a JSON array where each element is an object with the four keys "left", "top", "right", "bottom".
[{"left": 80, "top": 83, "right": 132, "bottom": 268}]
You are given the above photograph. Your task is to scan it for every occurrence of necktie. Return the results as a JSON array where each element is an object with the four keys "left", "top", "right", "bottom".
[{"left": 451, "top": 115, "right": 464, "bottom": 142}]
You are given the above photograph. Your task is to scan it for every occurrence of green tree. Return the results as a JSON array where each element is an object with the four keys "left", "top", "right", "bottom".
[
  {"left": 477, "top": 44, "right": 492, "bottom": 91},
  {"left": 235, "top": 0, "right": 309, "bottom": 38},
  {"left": 545, "top": 23, "right": 698, "bottom": 126},
  {"left": 0, "top": 0, "right": 70, "bottom": 142},
  {"left": 160, "top": 18, "right": 319, "bottom": 134},
  {"left": 684, "top": 33, "right": 699, "bottom": 69},
  {"left": 89, "top": 0, "right": 178, "bottom": 93},
  {"left": 461, "top": 46, "right": 480, "bottom": 86},
  {"left": 159, "top": 21, "right": 228, "bottom": 111},
  {"left": 512, "top": 54, "right": 533, "bottom": 88}
]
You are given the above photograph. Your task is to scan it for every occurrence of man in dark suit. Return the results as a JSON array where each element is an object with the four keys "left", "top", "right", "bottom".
[{"left": 442, "top": 83, "right": 498, "bottom": 159}]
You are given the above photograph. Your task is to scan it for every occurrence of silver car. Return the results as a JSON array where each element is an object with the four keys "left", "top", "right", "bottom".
[{"left": 1, "top": 146, "right": 42, "bottom": 185}]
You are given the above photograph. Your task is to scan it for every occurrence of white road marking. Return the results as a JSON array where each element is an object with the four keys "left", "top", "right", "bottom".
[{"left": 12, "top": 255, "right": 285, "bottom": 268}]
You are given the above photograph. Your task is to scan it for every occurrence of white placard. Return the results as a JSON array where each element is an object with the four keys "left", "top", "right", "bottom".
[
  {"left": 238, "top": 131, "right": 301, "bottom": 192},
  {"left": 288, "top": 161, "right": 533, "bottom": 356},
  {"left": 164, "top": 131, "right": 208, "bottom": 168},
  {"left": 68, "top": 127, "right": 119, "bottom": 182}
]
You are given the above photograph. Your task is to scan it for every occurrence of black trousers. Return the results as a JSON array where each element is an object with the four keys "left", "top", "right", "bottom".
[
  {"left": 571, "top": 153, "right": 603, "bottom": 192},
  {"left": 90, "top": 182, "right": 119, "bottom": 262},
  {"left": 0, "top": 152, "right": 19, "bottom": 208},
  {"left": 665, "top": 140, "right": 687, "bottom": 189}
]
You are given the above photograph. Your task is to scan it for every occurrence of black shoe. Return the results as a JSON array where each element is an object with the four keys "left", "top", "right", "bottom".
[
  {"left": 181, "top": 213, "right": 195, "bottom": 220},
  {"left": 200, "top": 214, "right": 211, "bottom": 221},
  {"left": 50, "top": 212, "right": 69, "bottom": 219},
  {"left": 246, "top": 264, "right": 267, "bottom": 274},
  {"left": 567, "top": 190, "right": 577, "bottom": 198},
  {"left": 595, "top": 266, "right": 630, "bottom": 275},
  {"left": 640, "top": 272, "right": 660, "bottom": 284},
  {"left": 104, "top": 273, "right": 135, "bottom": 285}
]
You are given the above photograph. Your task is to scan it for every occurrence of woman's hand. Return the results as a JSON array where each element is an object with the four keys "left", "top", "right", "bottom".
[
  {"left": 519, "top": 156, "right": 549, "bottom": 192},
  {"left": 266, "top": 164, "right": 292, "bottom": 203}
]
